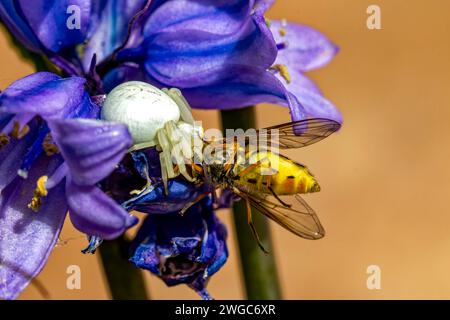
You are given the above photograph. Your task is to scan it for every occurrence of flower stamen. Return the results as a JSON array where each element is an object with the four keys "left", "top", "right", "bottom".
[
  {"left": 11, "top": 121, "right": 30, "bottom": 139},
  {"left": 272, "top": 64, "right": 292, "bottom": 84},
  {"left": 42, "top": 134, "right": 60, "bottom": 156},
  {"left": 28, "top": 175, "right": 48, "bottom": 212},
  {"left": 0, "top": 133, "right": 10, "bottom": 147}
]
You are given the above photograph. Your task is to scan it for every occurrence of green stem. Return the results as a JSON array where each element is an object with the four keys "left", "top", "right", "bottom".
[
  {"left": 220, "top": 107, "right": 282, "bottom": 300},
  {"left": 98, "top": 237, "right": 149, "bottom": 300}
]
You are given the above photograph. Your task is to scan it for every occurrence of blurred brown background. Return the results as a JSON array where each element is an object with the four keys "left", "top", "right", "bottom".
[{"left": 1, "top": 0, "right": 450, "bottom": 299}]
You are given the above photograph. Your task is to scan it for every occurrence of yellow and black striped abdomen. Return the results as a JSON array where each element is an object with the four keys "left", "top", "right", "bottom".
[{"left": 233, "top": 151, "right": 320, "bottom": 195}]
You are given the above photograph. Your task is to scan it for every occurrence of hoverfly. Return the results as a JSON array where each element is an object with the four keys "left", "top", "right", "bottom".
[{"left": 186, "top": 118, "right": 341, "bottom": 252}]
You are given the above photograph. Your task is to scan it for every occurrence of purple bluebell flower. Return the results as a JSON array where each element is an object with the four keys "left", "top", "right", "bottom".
[
  {"left": 0, "top": 0, "right": 343, "bottom": 300},
  {"left": 109, "top": 0, "right": 342, "bottom": 122},
  {"left": 0, "top": 72, "right": 137, "bottom": 299},
  {"left": 130, "top": 197, "right": 228, "bottom": 300},
  {"left": 0, "top": 0, "right": 341, "bottom": 122}
]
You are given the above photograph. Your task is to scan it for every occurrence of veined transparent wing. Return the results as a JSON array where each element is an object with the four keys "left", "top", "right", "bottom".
[
  {"left": 205, "top": 118, "right": 340, "bottom": 152},
  {"left": 236, "top": 190, "right": 325, "bottom": 240},
  {"left": 260, "top": 118, "right": 341, "bottom": 149}
]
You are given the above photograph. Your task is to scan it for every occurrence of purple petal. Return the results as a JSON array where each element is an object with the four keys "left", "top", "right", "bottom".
[
  {"left": 254, "top": 0, "right": 274, "bottom": 13},
  {"left": 16, "top": 0, "right": 93, "bottom": 53},
  {"left": 271, "top": 20, "right": 338, "bottom": 72},
  {"left": 182, "top": 63, "right": 341, "bottom": 122},
  {"left": 275, "top": 68, "right": 342, "bottom": 122},
  {"left": 143, "top": 13, "right": 277, "bottom": 88},
  {"left": 48, "top": 119, "right": 132, "bottom": 186},
  {"left": 0, "top": 1, "right": 42, "bottom": 52},
  {"left": 0, "top": 123, "right": 40, "bottom": 190},
  {"left": 144, "top": 0, "right": 254, "bottom": 35},
  {"left": 1, "top": 72, "right": 60, "bottom": 91},
  {"left": 181, "top": 64, "right": 298, "bottom": 110},
  {"left": 0, "top": 157, "right": 67, "bottom": 300},
  {"left": 277, "top": 68, "right": 322, "bottom": 94},
  {"left": 66, "top": 179, "right": 138, "bottom": 240},
  {"left": 122, "top": 179, "right": 209, "bottom": 214},
  {"left": 291, "top": 87, "right": 343, "bottom": 123},
  {"left": 82, "top": 0, "right": 148, "bottom": 70},
  {"left": 216, "top": 189, "right": 241, "bottom": 209},
  {"left": 0, "top": 73, "right": 92, "bottom": 119}
]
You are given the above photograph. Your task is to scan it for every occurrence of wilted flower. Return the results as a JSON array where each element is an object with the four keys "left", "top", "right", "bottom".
[{"left": 130, "top": 197, "right": 228, "bottom": 300}]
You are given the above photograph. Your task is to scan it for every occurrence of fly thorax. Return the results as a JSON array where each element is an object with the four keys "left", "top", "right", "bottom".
[{"left": 207, "top": 164, "right": 228, "bottom": 186}]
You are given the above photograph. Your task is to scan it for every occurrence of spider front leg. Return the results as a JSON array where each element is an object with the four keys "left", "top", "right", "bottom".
[
  {"left": 171, "top": 142, "right": 195, "bottom": 182},
  {"left": 163, "top": 88, "right": 195, "bottom": 124},
  {"left": 164, "top": 121, "right": 195, "bottom": 182},
  {"left": 157, "top": 128, "right": 176, "bottom": 194}
]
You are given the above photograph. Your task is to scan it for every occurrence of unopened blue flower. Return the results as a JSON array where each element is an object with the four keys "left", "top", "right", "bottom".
[
  {"left": 0, "top": 72, "right": 137, "bottom": 299},
  {"left": 130, "top": 197, "right": 228, "bottom": 300}
]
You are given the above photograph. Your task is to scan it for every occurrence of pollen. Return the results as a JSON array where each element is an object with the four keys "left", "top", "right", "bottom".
[
  {"left": 0, "top": 133, "right": 10, "bottom": 147},
  {"left": 279, "top": 27, "right": 287, "bottom": 37},
  {"left": 272, "top": 64, "right": 292, "bottom": 84},
  {"left": 42, "top": 134, "right": 60, "bottom": 156},
  {"left": 11, "top": 121, "right": 30, "bottom": 139},
  {"left": 28, "top": 175, "right": 48, "bottom": 212}
]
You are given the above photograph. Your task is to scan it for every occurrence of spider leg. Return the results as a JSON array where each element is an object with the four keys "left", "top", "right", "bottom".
[
  {"left": 166, "top": 120, "right": 199, "bottom": 182},
  {"left": 237, "top": 160, "right": 263, "bottom": 177},
  {"left": 157, "top": 129, "right": 176, "bottom": 178},
  {"left": 159, "top": 152, "right": 169, "bottom": 194},
  {"left": 163, "top": 88, "right": 195, "bottom": 124},
  {"left": 157, "top": 129, "right": 176, "bottom": 195},
  {"left": 175, "top": 155, "right": 195, "bottom": 182},
  {"left": 127, "top": 141, "right": 156, "bottom": 153}
]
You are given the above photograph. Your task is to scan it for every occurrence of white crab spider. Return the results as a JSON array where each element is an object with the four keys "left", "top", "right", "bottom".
[{"left": 101, "top": 81, "right": 204, "bottom": 192}]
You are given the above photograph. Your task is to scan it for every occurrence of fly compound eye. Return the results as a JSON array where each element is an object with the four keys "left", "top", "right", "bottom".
[{"left": 101, "top": 81, "right": 180, "bottom": 145}]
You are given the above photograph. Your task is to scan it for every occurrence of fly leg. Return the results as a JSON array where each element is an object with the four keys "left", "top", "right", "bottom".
[
  {"left": 268, "top": 186, "right": 292, "bottom": 208},
  {"left": 263, "top": 160, "right": 291, "bottom": 208},
  {"left": 237, "top": 155, "right": 272, "bottom": 178},
  {"left": 246, "top": 199, "right": 269, "bottom": 254},
  {"left": 180, "top": 191, "right": 211, "bottom": 215}
]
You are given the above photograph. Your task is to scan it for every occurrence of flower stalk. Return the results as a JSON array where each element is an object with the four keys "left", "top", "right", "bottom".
[
  {"left": 99, "top": 236, "right": 149, "bottom": 300},
  {"left": 220, "top": 107, "right": 282, "bottom": 300}
]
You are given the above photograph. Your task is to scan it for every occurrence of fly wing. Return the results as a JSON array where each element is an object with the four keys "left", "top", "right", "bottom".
[
  {"left": 237, "top": 190, "right": 325, "bottom": 240},
  {"left": 203, "top": 118, "right": 340, "bottom": 157},
  {"left": 261, "top": 118, "right": 341, "bottom": 149}
]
